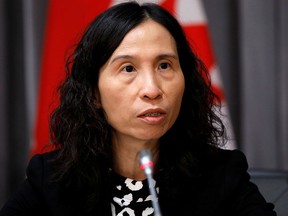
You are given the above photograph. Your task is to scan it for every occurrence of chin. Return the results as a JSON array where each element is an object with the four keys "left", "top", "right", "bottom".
[{"left": 138, "top": 132, "right": 165, "bottom": 141}]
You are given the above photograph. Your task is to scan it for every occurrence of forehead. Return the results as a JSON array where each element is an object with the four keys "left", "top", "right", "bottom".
[{"left": 110, "top": 20, "right": 177, "bottom": 56}]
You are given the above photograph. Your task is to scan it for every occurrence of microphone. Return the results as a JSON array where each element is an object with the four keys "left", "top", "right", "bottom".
[{"left": 139, "top": 149, "right": 162, "bottom": 216}]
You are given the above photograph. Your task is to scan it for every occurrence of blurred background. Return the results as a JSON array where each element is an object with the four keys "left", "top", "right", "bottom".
[{"left": 0, "top": 0, "right": 287, "bottom": 214}]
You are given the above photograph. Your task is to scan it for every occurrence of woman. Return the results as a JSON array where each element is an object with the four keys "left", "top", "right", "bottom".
[{"left": 0, "top": 1, "right": 276, "bottom": 216}]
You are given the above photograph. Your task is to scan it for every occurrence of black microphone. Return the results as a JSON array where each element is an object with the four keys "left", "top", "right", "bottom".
[{"left": 139, "top": 149, "right": 162, "bottom": 216}]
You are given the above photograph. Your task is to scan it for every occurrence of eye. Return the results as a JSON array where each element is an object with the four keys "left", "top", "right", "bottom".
[
  {"left": 122, "top": 65, "right": 135, "bottom": 73},
  {"left": 159, "top": 62, "right": 171, "bottom": 70}
]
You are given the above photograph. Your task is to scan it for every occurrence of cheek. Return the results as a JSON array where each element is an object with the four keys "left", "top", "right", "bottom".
[
  {"left": 99, "top": 85, "right": 117, "bottom": 112},
  {"left": 98, "top": 80, "right": 129, "bottom": 124},
  {"left": 171, "top": 75, "right": 185, "bottom": 103},
  {"left": 170, "top": 77, "right": 185, "bottom": 118}
]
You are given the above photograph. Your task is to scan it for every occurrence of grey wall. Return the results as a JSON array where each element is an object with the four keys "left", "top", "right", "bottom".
[
  {"left": 204, "top": 0, "right": 288, "bottom": 170},
  {"left": 0, "top": 0, "right": 29, "bottom": 204},
  {"left": 0, "top": 0, "right": 47, "bottom": 207},
  {"left": 239, "top": 0, "right": 279, "bottom": 169},
  {"left": 279, "top": 0, "right": 288, "bottom": 169},
  {"left": 238, "top": 0, "right": 288, "bottom": 170},
  {"left": 0, "top": 0, "right": 9, "bottom": 205}
]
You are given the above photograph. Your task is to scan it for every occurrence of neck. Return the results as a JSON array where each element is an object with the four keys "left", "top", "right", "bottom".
[{"left": 112, "top": 138, "right": 160, "bottom": 180}]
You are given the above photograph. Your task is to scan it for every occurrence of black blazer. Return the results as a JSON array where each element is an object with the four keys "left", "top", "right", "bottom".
[{"left": 0, "top": 149, "right": 277, "bottom": 216}]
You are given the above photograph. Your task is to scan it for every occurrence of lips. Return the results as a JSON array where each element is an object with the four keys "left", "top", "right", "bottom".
[
  {"left": 138, "top": 108, "right": 166, "bottom": 117},
  {"left": 143, "top": 112, "right": 161, "bottom": 117},
  {"left": 137, "top": 108, "right": 166, "bottom": 125}
]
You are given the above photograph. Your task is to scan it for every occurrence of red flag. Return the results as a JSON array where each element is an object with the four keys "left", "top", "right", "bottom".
[{"left": 32, "top": 0, "right": 235, "bottom": 156}]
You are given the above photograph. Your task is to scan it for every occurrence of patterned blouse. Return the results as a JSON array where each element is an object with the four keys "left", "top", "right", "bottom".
[{"left": 110, "top": 171, "right": 160, "bottom": 216}]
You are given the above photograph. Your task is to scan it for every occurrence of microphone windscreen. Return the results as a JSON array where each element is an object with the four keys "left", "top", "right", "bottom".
[{"left": 139, "top": 149, "right": 154, "bottom": 172}]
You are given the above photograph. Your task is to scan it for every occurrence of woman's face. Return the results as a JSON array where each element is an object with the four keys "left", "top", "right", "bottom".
[{"left": 98, "top": 20, "right": 185, "bottom": 145}]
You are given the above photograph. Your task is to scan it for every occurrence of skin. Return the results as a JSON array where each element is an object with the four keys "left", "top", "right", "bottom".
[{"left": 98, "top": 20, "right": 185, "bottom": 180}]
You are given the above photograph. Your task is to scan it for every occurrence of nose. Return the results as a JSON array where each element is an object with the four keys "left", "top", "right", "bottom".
[{"left": 139, "top": 73, "right": 162, "bottom": 101}]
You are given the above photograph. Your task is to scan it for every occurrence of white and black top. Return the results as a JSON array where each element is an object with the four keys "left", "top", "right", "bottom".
[{"left": 110, "top": 171, "right": 160, "bottom": 216}]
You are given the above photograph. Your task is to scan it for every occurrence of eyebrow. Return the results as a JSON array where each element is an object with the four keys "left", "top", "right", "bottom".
[
  {"left": 111, "top": 55, "right": 133, "bottom": 64},
  {"left": 110, "top": 53, "right": 178, "bottom": 64},
  {"left": 156, "top": 54, "right": 178, "bottom": 61}
]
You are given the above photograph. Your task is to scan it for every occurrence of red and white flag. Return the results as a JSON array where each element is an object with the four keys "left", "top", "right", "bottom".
[{"left": 31, "top": 0, "right": 235, "bottom": 156}]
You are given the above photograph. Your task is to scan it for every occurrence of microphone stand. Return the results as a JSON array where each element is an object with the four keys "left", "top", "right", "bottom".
[{"left": 139, "top": 149, "right": 162, "bottom": 216}]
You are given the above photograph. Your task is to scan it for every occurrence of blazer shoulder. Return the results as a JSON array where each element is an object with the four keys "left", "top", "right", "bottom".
[
  {"left": 198, "top": 148, "right": 277, "bottom": 215},
  {"left": 205, "top": 148, "right": 248, "bottom": 172},
  {"left": 219, "top": 149, "right": 248, "bottom": 169},
  {"left": 26, "top": 150, "right": 59, "bottom": 191},
  {"left": 201, "top": 148, "right": 252, "bottom": 196},
  {"left": 0, "top": 151, "right": 59, "bottom": 215}
]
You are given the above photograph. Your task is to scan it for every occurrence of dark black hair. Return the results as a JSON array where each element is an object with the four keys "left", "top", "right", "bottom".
[{"left": 49, "top": 1, "right": 225, "bottom": 207}]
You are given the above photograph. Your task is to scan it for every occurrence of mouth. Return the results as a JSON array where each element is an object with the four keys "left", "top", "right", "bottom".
[
  {"left": 143, "top": 112, "right": 162, "bottom": 117},
  {"left": 138, "top": 108, "right": 166, "bottom": 117},
  {"left": 137, "top": 109, "right": 167, "bottom": 125}
]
